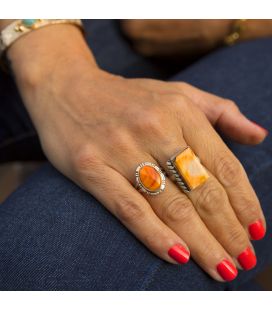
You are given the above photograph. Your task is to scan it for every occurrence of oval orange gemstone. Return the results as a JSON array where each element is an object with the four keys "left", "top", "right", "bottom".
[{"left": 139, "top": 166, "right": 162, "bottom": 191}]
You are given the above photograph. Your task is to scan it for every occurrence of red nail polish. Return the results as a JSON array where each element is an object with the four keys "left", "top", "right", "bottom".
[
  {"left": 217, "top": 259, "right": 238, "bottom": 281},
  {"left": 168, "top": 244, "right": 190, "bottom": 264},
  {"left": 251, "top": 121, "right": 269, "bottom": 135},
  {"left": 237, "top": 247, "right": 257, "bottom": 270},
  {"left": 249, "top": 220, "right": 266, "bottom": 240}
]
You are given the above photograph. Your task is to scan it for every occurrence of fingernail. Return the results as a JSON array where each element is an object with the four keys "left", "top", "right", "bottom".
[
  {"left": 237, "top": 247, "right": 257, "bottom": 270},
  {"left": 251, "top": 121, "right": 269, "bottom": 135},
  {"left": 217, "top": 259, "right": 238, "bottom": 281},
  {"left": 168, "top": 244, "right": 190, "bottom": 264},
  {"left": 249, "top": 220, "right": 266, "bottom": 240}
]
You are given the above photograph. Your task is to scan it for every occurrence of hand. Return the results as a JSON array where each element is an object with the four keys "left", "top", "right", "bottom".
[
  {"left": 239, "top": 19, "right": 272, "bottom": 41},
  {"left": 121, "top": 20, "right": 233, "bottom": 58},
  {"left": 121, "top": 19, "right": 272, "bottom": 59},
  {"left": 10, "top": 24, "right": 267, "bottom": 281}
]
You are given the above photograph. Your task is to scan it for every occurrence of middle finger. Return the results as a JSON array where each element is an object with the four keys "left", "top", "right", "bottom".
[
  {"left": 150, "top": 134, "right": 257, "bottom": 271},
  {"left": 110, "top": 145, "right": 239, "bottom": 281}
]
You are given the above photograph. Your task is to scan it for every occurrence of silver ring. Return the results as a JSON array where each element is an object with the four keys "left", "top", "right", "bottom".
[{"left": 135, "top": 162, "right": 166, "bottom": 196}]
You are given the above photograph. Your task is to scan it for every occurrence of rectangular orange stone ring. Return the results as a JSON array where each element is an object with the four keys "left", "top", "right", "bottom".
[{"left": 166, "top": 146, "right": 209, "bottom": 193}]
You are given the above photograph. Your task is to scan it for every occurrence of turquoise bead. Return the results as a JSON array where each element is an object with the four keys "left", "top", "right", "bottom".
[{"left": 22, "top": 19, "right": 37, "bottom": 27}]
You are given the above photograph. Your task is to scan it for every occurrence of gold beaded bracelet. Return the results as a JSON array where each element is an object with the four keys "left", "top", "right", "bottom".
[{"left": 224, "top": 19, "right": 247, "bottom": 46}]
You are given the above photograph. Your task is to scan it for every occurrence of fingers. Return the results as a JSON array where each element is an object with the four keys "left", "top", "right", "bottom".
[
  {"left": 213, "top": 101, "right": 268, "bottom": 145},
  {"left": 173, "top": 82, "right": 268, "bottom": 144},
  {"left": 114, "top": 147, "right": 238, "bottom": 281},
  {"left": 209, "top": 97, "right": 268, "bottom": 145},
  {"left": 187, "top": 173, "right": 257, "bottom": 270},
  {"left": 181, "top": 105, "right": 266, "bottom": 243},
  {"left": 150, "top": 136, "right": 257, "bottom": 272},
  {"left": 148, "top": 175, "right": 238, "bottom": 281},
  {"left": 74, "top": 152, "right": 190, "bottom": 265}
]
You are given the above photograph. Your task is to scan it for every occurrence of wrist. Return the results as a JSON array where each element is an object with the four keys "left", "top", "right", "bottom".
[{"left": 7, "top": 23, "right": 99, "bottom": 90}]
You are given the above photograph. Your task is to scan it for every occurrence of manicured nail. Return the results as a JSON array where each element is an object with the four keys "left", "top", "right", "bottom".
[
  {"left": 251, "top": 121, "right": 269, "bottom": 135},
  {"left": 249, "top": 220, "right": 266, "bottom": 240},
  {"left": 168, "top": 244, "right": 190, "bottom": 264},
  {"left": 237, "top": 247, "right": 257, "bottom": 270},
  {"left": 217, "top": 259, "right": 238, "bottom": 281}
]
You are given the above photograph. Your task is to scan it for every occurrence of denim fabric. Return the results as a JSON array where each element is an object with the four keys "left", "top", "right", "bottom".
[{"left": 0, "top": 20, "right": 271, "bottom": 290}]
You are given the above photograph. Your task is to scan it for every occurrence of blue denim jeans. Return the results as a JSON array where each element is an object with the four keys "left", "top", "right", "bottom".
[{"left": 0, "top": 20, "right": 271, "bottom": 290}]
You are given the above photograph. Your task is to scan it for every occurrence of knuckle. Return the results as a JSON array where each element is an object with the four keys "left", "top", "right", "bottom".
[
  {"left": 196, "top": 183, "right": 225, "bottom": 214},
  {"left": 134, "top": 111, "right": 167, "bottom": 141},
  {"left": 178, "top": 81, "right": 190, "bottom": 89},
  {"left": 168, "top": 93, "right": 190, "bottom": 111},
  {"left": 73, "top": 145, "right": 100, "bottom": 172},
  {"left": 116, "top": 198, "right": 146, "bottom": 224},
  {"left": 223, "top": 99, "right": 239, "bottom": 111},
  {"left": 171, "top": 81, "right": 189, "bottom": 93},
  {"left": 167, "top": 93, "right": 203, "bottom": 124},
  {"left": 135, "top": 112, "right": 162, "bottom": 132},
  {"left": 158, "top": 93, "right": 192, "bottom": 124},
  {"left": 196, "top": 242, "right": 217, "bottom": 263},
  {"left": 108, "top": 131, "right": 134, "bottom": 155},
  {"left": 228, "top": 227, "right": 248, "bottom": 249},
  {"left": 215, "top": 154, "right": 244, "bottom": 187},
  {"left": 163, "top": 195, "right": 193, "bottom": 223},
  {"left": 236, "top": 197, "right": 260, "bottom": 220}
]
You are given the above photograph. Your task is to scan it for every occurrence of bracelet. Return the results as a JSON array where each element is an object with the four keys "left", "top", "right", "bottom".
[
  {"left": 224, "top": 19, "right": 247, "bottom": 46},
  {"left": 0, "top": 19, "right": 84, "bottom": 56}
]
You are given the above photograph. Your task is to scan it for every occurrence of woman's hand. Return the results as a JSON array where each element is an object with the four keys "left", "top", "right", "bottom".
[
  {"left": 121, "top": 20, "right": 233, "bottom": 58},
  {"left": 9, "top": 24, "right": 267, "bottom": 281},
  {"left": 121, "top": 19, "right": 272, "bottom": 58}
]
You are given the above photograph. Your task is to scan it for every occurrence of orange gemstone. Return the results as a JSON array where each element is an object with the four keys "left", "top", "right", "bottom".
[
  {"left": 175, "top": 147, "right": 209, "bottom": 190},
  {"left": 139, "top": 166, "right": 162, "bottom": 191}
]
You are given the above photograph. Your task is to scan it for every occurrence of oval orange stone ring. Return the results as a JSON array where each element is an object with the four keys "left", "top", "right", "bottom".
[{"left": 135, "top": 162, "right": 166, "bottom": 196}]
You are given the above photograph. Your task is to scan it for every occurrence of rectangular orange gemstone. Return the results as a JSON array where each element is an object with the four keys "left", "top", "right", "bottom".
[{"left": 174, "top": 147, "right": 209, "bottom": 190}]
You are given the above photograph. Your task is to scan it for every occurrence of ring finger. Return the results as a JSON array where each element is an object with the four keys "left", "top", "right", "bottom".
[
  {"left": 150, "top": 136, "right": 257, "bottom": 271},
  {"left": 111, "top": 147, "right": 239, "bottom": 281}
]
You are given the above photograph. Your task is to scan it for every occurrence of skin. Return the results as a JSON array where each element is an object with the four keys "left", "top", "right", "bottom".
[
  {"left": 121, "top": 19, "right": 272, "bottom": 58},
  {"left": 0, "top": 21, "right": 268, "bottom": 282},
  {"left": 121, "top": 19, "right": 234, "bottom": 58}
]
